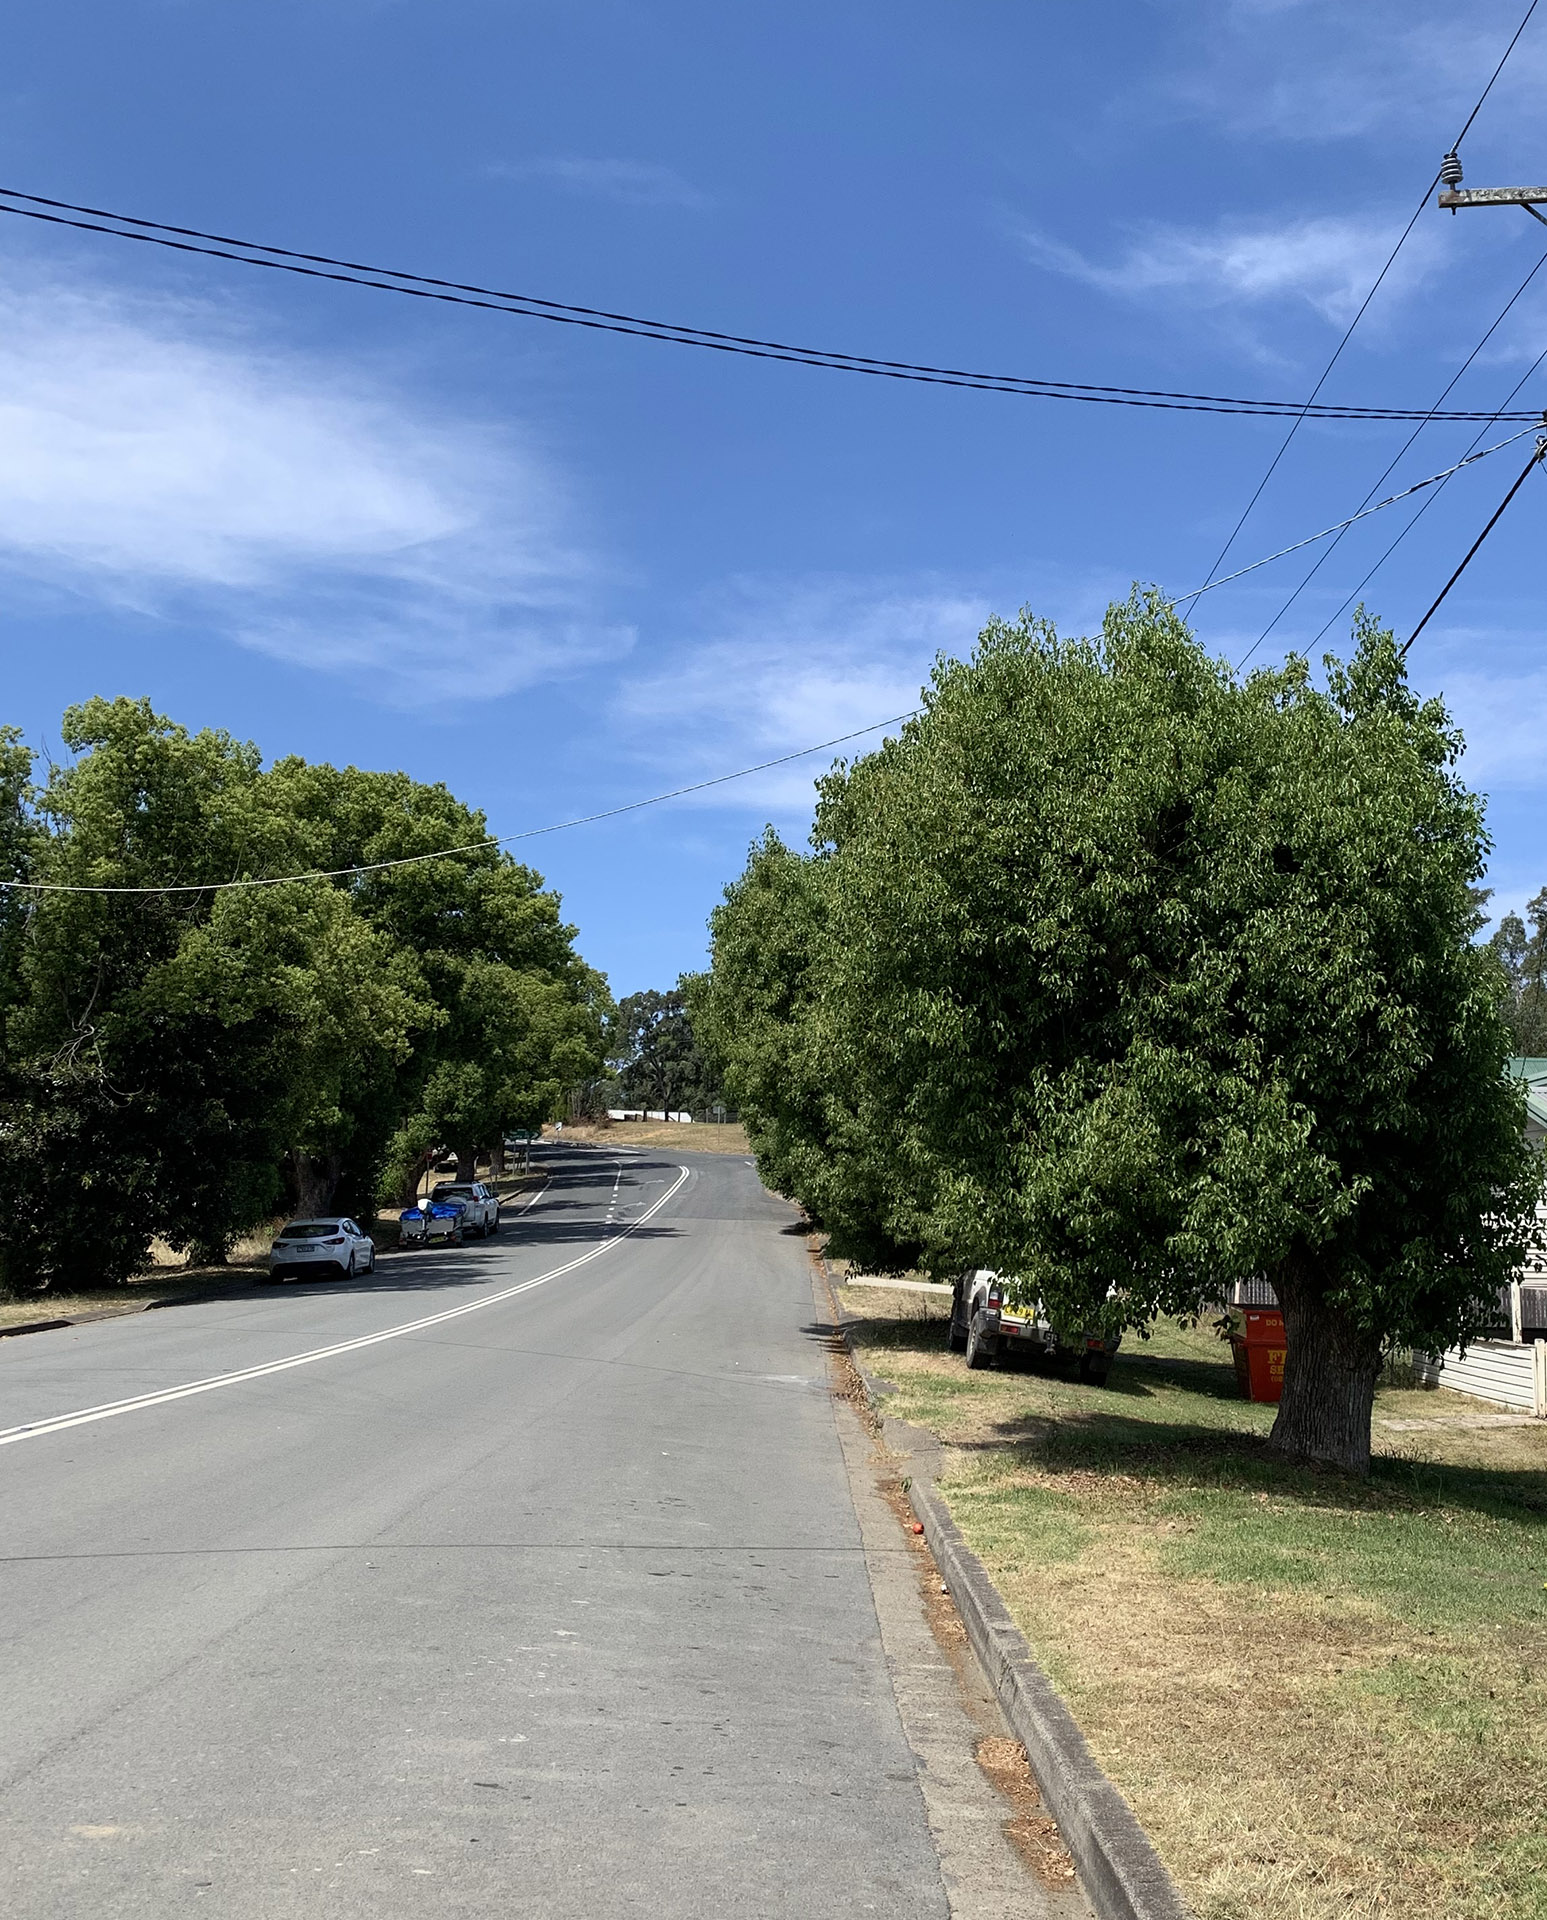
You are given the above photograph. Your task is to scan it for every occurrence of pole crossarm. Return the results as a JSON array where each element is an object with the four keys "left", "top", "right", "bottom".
[{"left": 1439, "top": 186, "right": 1547, "bottom": 207}]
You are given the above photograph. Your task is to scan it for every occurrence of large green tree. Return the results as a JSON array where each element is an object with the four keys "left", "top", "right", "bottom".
[
  {"left": 0, "top": 700, "right": 431, "bottom": 1281},
  {"left": 700, "top": 838, "right": 921, "bottom": 1270},
  {"left": 1488, "top": 891, "right": 1547, "bottom": 1055},
  {"left": 260, "top": 758, "right": 608, "bottom": 1191},
  {"left": 0, "top": 701, "right": 607, "bottom": 1290},
  {"left": 610, "top": 976, "right": 726, "bottom": 1117},
  {"left": 708, "top": 597, "right": 1539, "bottom": 1474}
]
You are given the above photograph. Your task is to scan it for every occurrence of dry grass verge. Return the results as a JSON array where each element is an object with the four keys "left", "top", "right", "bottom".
[
  {"left": 0, "top": 1266, "right": 262, "bottom": 1330},
  {"left": 838, "top": 1283, "right": 1547, "bottom": 1920},
  {"left": 550, "top": 1120, "right": 749, "bottom": 1154}
]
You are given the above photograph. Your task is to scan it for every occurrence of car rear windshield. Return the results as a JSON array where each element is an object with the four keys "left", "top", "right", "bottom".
[
  {"left": 435, "top": 1186, "right": 476, "bottom": 1198},
  {"left": 279, "top": 1222, "right": 340, "bottom": 1239}
]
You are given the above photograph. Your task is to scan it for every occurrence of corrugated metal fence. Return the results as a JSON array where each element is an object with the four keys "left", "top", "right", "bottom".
[{"left": 1414, "top": 1339, "right": 1547, "bottom": 1414}]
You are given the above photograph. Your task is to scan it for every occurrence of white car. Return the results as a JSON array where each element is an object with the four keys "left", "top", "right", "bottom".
[
  {"left": 265, "top": 1217, "right": 378, "bottom": 1282},
  {"left": 431, "top": 1182, "right": 500, "bottom": 1236}
]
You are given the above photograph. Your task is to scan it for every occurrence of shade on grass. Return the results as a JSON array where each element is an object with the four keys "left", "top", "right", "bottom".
[{"left": 843, "top": 1291, "right": 1547, "bottom": 1920}]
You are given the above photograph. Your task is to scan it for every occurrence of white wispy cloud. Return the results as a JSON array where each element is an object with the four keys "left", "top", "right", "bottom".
[
  {"left": 1016, "top": 212, "right": 1442, "bottom": 325},
  {"left": 492, "top": 157, "right": 712, "bottom": 209},
  {"left": 609, "top": 577, "right": 1004, "bottom": 817},
  {"left": 0, "top": 262, "right": 628, "bottom": 699},
  {"left": 1158, "top": 1, "right": 1547, "bottom": 145},
  {"left": 1426, "top": 663, "right": 1547, "bottom": 792}
]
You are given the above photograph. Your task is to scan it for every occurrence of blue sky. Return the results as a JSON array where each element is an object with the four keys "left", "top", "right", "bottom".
[{"left": 3, "top": 1, "right": 1546, "bottom": 991}]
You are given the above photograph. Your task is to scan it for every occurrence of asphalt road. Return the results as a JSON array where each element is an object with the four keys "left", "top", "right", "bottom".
[{"left": 1, "top": 1144, "right": 955, "bottom": 1917}]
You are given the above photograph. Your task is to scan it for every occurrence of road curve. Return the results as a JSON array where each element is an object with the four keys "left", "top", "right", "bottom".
[{"left": 0, "top": 1144, "right": 949, "bottom": 1917}]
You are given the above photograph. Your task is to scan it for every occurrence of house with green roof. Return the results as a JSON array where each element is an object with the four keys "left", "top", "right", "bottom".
[{"left": 1507, "top": 1057, "right": 1547, "bottom": 1151}]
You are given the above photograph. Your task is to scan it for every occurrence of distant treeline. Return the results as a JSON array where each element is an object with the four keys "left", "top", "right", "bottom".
[
  {"left": 0, "top": 698, "right": 608, "bottom": 1294},
  {"left": 1490, "top": 891, "right": 1547, "bottom": 1056},
  {"left": 592, "top": 979, "right": 727, "bottom": 1120}
]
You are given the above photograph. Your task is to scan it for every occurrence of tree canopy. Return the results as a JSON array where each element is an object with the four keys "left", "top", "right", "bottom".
[
  {"left": 608, "top": 976, "right": 726, "bottom": 1117},
  {"left": 0, "top": 698, "right": 608, "bottom": 1291},
  {"left": 1489, "top": 889, "right": 1547, "bottom": 1056},
  {"left": 704, "top": 595, "right": 1540, "bottom": 1474}
]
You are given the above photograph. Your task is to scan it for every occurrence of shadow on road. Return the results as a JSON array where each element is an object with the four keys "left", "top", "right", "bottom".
[
  {"left": 262, "top": 1221, "right": 683, "bottom": 1300},
  {"left": 145, "top": 1144, "right": 685, "bottom": 1312}
]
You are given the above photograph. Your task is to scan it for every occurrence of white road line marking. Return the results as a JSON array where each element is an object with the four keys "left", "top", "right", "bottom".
[{"left": 0, "top": 1164, "right": 690, "bottom": 1450}]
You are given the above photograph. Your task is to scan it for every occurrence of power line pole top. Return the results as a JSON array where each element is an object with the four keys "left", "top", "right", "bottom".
[{"left": 1438, "top": 165, "right": 1547, "bottom": 225}]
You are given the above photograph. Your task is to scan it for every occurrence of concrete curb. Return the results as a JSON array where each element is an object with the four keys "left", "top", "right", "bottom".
[
  {"left": 824, "top": 1256, "right": 1191, "bottom": 1920},
  {"left": 0, "top": 1316, "right": 77, "bottom": 1339},
  {"left": 905, "top": 1469, "right": 1190, "bottom": 1920}
]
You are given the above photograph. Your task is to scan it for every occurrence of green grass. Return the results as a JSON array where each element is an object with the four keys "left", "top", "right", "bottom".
[{"left": 841, "top": 1286, "right": 1547, "bottom": 1920}]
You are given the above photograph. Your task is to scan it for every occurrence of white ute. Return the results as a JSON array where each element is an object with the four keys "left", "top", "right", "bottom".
[
  {"left": 430, "top": 1181, "right": 501, "bottom": 1237},
  {"left": 948, "top": 1269, "right": 1121, "bottom": 1384}
]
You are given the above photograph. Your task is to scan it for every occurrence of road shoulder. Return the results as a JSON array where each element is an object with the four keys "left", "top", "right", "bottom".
[{"left": 816, "top": 1260, "right": 1095, "bottom": 1920}]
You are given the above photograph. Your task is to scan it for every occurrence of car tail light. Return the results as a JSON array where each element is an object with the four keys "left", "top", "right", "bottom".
[
  {"left": 323, "top": 1236, "right": 345, "bottom": 1246},
  {"left": 986, "top": 1286, "right": 1003, "bottom": 1310}
]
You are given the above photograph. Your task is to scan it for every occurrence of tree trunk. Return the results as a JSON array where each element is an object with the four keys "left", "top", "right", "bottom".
[
  {"left": 1266, "top": 1258, "right": 1383, "bottom": 1476},
  {"left": 291, "top": 1149, "right": 344, "bottom": 1218},
  {"left": 454, "top": 1142, "right": 478, "bottom": 1183},
  {"left": 489, "top": 1141, "right": 506, "bottom": 1177}
]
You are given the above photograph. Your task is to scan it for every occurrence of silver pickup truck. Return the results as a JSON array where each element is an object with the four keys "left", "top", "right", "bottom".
[
  {"left": 948, "top": 1269, "right": 1121, "bottom": 1384},
  {"left": 431, "top": 1181, "right": 501, "bottom": 1237}
]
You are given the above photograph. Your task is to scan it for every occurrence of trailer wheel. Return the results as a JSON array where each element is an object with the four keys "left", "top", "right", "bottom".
[
  {"left": 965, "top": 1311, "right": 998, "bottom": 1371},
  {"left": 1078, "top": 1354, "right": 1110, "bottom": 1387}
]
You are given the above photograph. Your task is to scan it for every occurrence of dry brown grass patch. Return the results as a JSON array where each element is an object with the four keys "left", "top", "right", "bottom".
[
  {"left": 552, "top": 1120, "right": 749, "bottom": 1153},
  {"left": 840, "top": 1306, "right": 1547, "bottom": 1919},
  {"left": 975, "top": 1520, "right": 1546, "bottom": 1919}
]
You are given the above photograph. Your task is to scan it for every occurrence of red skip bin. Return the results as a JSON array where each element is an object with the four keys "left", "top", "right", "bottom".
[{"left": 1231, "top": 1307, "right": 1287, "bottom": 1404}]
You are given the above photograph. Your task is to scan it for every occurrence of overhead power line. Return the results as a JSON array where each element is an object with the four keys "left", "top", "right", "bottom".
[
  {"left": 1163, "top": 424, "right": 1539, "bottom": 611},
  {"left": 0, "top": 713, "right": 920, "bottom": 896},
  {"left": 1308, "top": 335, "right": 1547, "bottom": 647},
  {"left": 6, "top": 420, "right": 1531, "bottom": 900},
  {"left": 1180, "top": 182, "right": 1443, "bottom": 613},
  {"left": 8, "top": 423, "right": 1530, "bottom": 901},
  {"left": 1235, "top": 241, "right": 1547, "bottom": 668},
  {"left": 1451, "top": 0, "right": 1541, "bottom": 151},
  {"left": 0, "top": 185, "right": 1539, "bottom": 425},
  {"left": 1400, "top": 433, "right": 1547, "bottom": 653},
  {"left": 1180, "top": 0, "right": 1544, "bottom": 614}
]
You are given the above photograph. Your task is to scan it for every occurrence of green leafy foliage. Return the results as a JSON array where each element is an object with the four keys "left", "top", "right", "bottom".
[
  {"left": 706, "top": 595, "right": 1541, "bottom": 1470},
  {"left": 609, "top": 975, "right": 726, "bottom": 1116},
  {"left": 0, "top": 699, "right": 608, "bottom": 1290},
  {"left": 1489, "top": 890, "right": 1547, "bottom": 1055}
]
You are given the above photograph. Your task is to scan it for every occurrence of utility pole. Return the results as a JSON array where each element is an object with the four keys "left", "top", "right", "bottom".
[{"left": 1438, "top": 150, "right": 1547, "bottom": 226}]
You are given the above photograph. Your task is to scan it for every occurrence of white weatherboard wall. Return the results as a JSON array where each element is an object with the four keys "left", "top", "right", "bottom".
[{"left": 1415, "top": 1339, "right": 1547, "bottom": 1415}]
